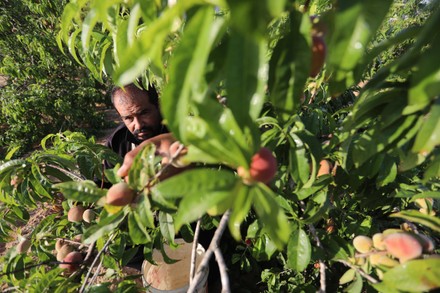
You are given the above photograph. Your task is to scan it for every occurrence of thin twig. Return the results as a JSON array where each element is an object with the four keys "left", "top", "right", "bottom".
[
  {"left": 190, "top": 219, "right": 202, "bottom": 283},
  {"left": 214, "top": 247, "right": 230, "bottom": 293},
  {"left": 87, "top": 254, "right": 105, "bottom": 286},
  {"left": 187, "top": 210, "right": 231, "bottom": 293},
  {"left": 79, "top": 234, "right": 116, "bottom": 293},
  {"left": 338, "top": 259, "right": 379, "bottom": 284},
  {"left": 45, "top": 163, "right": 85, "bottom": 181}
]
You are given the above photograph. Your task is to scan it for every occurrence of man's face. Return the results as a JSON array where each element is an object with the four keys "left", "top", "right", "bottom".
[{"left": 113, "top": 89, "right": 162, "bottom": 142}]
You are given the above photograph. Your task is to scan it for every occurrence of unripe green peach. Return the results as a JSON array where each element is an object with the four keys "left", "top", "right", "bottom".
[
  {"left": 372, "top": 233, "right": 386, "bottom": 251},
  {"left": 67, "top": 206, "right": 85, "bottom": 223},
  {"left": 369, "top": 253, "right": 399, "bottom": 267},
  {"left": 56, "top": 245, "right": 74, "bottom": 262},
  {"left": 59, "top": 251, "right": 83, "bottom": 273},
  {"left": 353, "top": 235, "right": 373, "bottom": 253},
  {"left": 82, "top": 209, "right": 96, "bottom": 223},
  {"left": 17, "top": 238, "right": 31, "bottom": 254},
  {"left": 106, "top": 182, "right": 135, "bottom": 206},
  {"left": 383, "top": 232, "right": 423, "bottom": 263}
]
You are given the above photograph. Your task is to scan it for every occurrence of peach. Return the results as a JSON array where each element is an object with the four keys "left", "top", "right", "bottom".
[
  {"left": 369, "top": 253, "right": 399, "bottom": 267},
  {"left": 414, "top": 234, "right": 435, "bottom": 253},
  {"left": 317, "top": 160, "right": 332, "bottom": 177},
  {"left": 353, "top": 235, "right": 373, "bottom": 253},
  {"left": 17, "top": 238, "right": 31, "bottom": 254},
  {"left": 67, "top": 206, "right": 85, "bottom": 223},
  {"left": 82, "top": 209, "right": 96, "bottom": 223},
  {"left": 372, "top": 233, "right": 386, "bottom": 251},
  {"left": 383, "top": 232, "right": 423, "bottom": 263},
  {"left": 248, "top": 147, "right": 277, "bottom": 184},
  {"left": 59, "top": 251, "right": 83, "bottom": 273},
  {"left": 55, "top": 239, "right": 65, "bottom": 252},
  {"left": 56, "top": 245, "right": 74, "bottom": 262},
  {"left": 310, "top": 35, "right": 326, "bottom": 77},
  {"left": 106, "top": 182, "right": 135, "bottom": 206}
]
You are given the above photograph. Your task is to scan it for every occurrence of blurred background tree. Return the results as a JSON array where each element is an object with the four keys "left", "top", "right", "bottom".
[{"left": 0, "top": 0, "right": 111, "bottom": 156}]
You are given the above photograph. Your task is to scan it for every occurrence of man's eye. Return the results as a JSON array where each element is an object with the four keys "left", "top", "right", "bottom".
[{"left": 124, "top": 117, "right": 133, "bottom": 122}]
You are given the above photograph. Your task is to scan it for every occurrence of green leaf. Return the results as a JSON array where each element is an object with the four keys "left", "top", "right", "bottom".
[
  {"left": 83, "top": 210, "right": 126, "bottom": 244},
  {"left": 159, "top": 6, "right": 225, "bottom": 139},
  {"left": 424, "top": 155, "right": 440, "bottom": 181},
  {"left": 288, "top": 133, "right": 310, "bottom": 187},
  {"left": 252, "top": 184, "right": 291, "bottom": 249},
  {"left": 412, "top": 98, "right": 440, "bottom": 154},
  {"left": 128, "top": 143, "right": 156, "bottom": 191},
  {"left": 54, "top": 180, "right": 107, "bottom": 203},
  {"left": 344, "top": 272, "right": 363, "bottom": 293},
  {"left": 286, "top": 228, "right": 311, "bottom": 272},
  {"left": 152, "top": 168, "right": 237, "bottom": 199},
  {"left": 128, "top": 212, "right": 151, "bottom": 245},
  {"left": 225, "top": 30, "right": 266, "bottom": 132},
  {"left": 301, "top": 190, "right": 330, "bottom": 224},
  {"left": 268, "top": 11, "right": 310, "bottom": 121},
  {"left": 327, "top": 0, "right": 393, "bottom": 93},
  {"left": 407, "top": 29, "right": 440, "bottom": 114},
  {"left": 229, "top": 182, "right": 253, "bottom": 240},
  {"left": 378, "top": 258, "right": 440, "bottom": 292},
  {"left": 376, "top": 156, "right": 397, "bottom": 188},
  {"left": 339, "top": 268, "right": 356, "bottom": 285},
  {"left": 159, "top": 211, "right": 175, "bottom": 244},
  {"left": 352, "top": 114, "right": 418, "bottom": 167},
  {"left": 174, "top": 189, "right": 235, "bottom": 231},
  {"left": 390, "top": 210, "right": 440, "bottom": 233}
]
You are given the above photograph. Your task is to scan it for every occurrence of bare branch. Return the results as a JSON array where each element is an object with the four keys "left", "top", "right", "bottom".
[
  {"left": 79, "top": 233, "right": 116, "bottom": 293},
  {"left": 214, "top": 247, "right": 230, "bottom": 293},
  {"left": 338, "top": 259, "right": 379, "bottom": 284},
  {"left": 187, "top": 210, "right": 231, "bottom": 293},
  {"left": 190, "top": 218, "right": 202, "bottom": 282}
]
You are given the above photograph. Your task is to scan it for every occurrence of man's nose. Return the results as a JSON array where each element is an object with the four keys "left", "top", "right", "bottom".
[{"left": 133, "top": 116, "right": 142, "bottom": 130}]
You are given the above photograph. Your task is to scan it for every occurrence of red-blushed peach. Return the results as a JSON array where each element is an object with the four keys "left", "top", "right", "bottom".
[
  {"left": 383, "top": 232, "right": 423, "bottom": 263},
  {"left": 59, "top": 251, "right": 83, "bottom": 273},
  {"left": 248, "top": 147, "right": 278, "bottom": 184},
  {"left": 310, "top": 36, "right": 326, "bottom": 77},
  {"left": 67, "top": 206, "right": 85, "bottom": 223},
  {"left": 106, "top": 182, "right": 135, "bottom": 206},
  {"left": 56, "top": 245, "right": 74, "bottom": 262},
  {"left": 317, "top": 159, "right": 332, "bottom": 177}
]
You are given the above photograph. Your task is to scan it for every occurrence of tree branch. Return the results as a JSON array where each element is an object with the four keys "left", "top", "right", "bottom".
[{"left": 187, "top": 210, "right": 231, "bottom": 293}]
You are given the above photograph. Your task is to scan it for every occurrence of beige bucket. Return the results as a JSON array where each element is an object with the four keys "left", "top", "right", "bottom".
[{"left": 141, "top": 239, "right": 208, "bottom": 293}]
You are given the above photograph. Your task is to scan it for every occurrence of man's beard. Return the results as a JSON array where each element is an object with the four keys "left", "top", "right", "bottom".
[{"left": 133, "top": 126, "right": 158, "bottom": 143}]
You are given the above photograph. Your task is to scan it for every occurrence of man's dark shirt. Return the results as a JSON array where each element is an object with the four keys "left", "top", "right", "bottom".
[{"left": 104, "top": 123, "right": 139, "bottom": 170}]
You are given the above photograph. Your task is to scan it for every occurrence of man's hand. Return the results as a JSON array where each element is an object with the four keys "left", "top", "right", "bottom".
[{"left": 117, "top": 133, "right": 177, "bottom": 178}]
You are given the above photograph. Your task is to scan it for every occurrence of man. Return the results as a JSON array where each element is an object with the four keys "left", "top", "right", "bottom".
[
  {"left": 105, "top": 83, "right": 220, "bottom": 291},
  {"left": 105, "top": 83, "right": 175, "bottom": 172}
]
